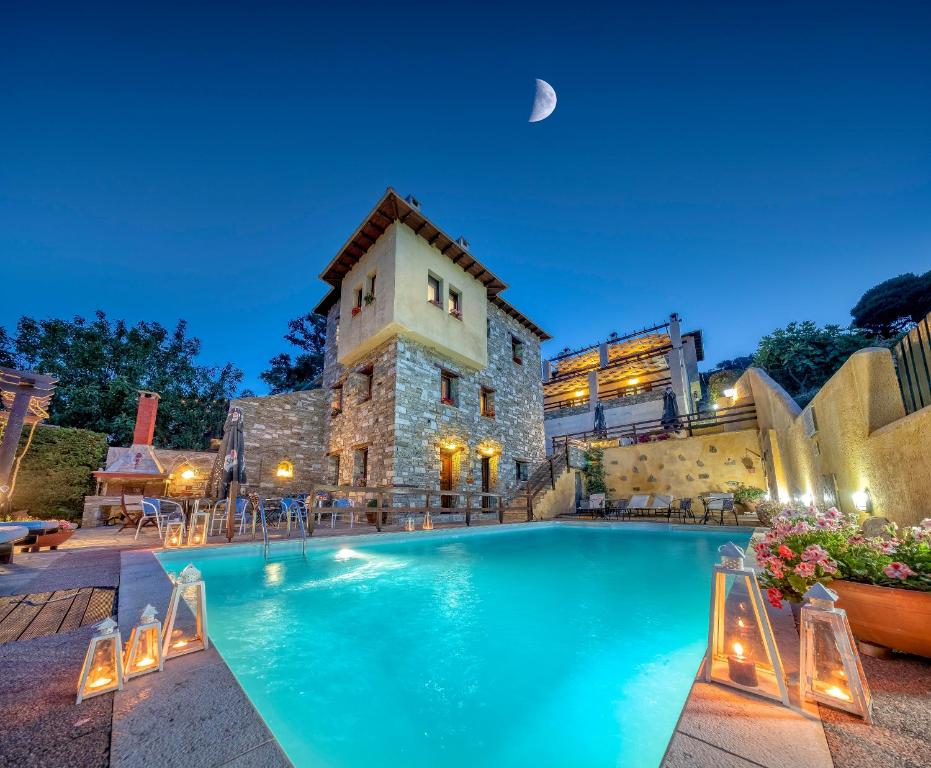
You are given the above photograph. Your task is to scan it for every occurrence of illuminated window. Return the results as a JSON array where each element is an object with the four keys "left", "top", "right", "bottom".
[
  {"left": 427, "top": 274, "right": 441, "bottom": 304},
  {"left": 440, "top": 371, "right": 458, "bottom": 406},
  {"left": 448, "top": 288, "right": 462, "bottom": 317},
  {"left": 480, "top": 386, "right": 495, "bottom": 418}
]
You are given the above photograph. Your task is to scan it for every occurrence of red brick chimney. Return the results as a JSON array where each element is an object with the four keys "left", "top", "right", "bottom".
[{"left": 132, "top": 391, "right": 160, "bottom": 445}]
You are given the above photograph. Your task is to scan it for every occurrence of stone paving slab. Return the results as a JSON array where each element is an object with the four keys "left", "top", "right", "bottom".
[{"left": 111, "top": 550, "right": 291, "bottom": 768}]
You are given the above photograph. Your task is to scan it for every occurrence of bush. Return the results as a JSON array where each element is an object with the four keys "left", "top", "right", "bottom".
[
  {"left": 583, "top": 448, "right": 607, "bottom": 495},
  {"left": 9, "top": 425, "right": 108, "bottom": 522},
  {"left": 732, "top": 483, "right": 766, "bottom": 507}
]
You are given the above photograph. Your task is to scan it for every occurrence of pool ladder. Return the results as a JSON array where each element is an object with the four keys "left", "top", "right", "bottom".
[{"left": 261, "top": 499, "right": 307, "bottom": 561}]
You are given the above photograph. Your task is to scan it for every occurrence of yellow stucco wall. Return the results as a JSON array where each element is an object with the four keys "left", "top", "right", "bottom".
[
  {"left": 602, "top": 429, "right": 765, "bottom": 499},
  {"left": 734, "top": 350, "right": 931, "bottom": 525}
]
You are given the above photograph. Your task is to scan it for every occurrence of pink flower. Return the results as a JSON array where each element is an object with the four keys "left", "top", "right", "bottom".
[
  {"left": 879, "top": 539, "right": 899, "bottom": 555},
  {"left": 848, "top": 534, "right": 866, "bottom": 545},
  {"left": 824, "top": 506, "right": 841, "bottom": 520},
  {"left": 767, "top": 588, "right": 784, "bottom": 609},
  {"left": 754, "top": 541, "right": 770, "bottom": 558},
  {"left": 821, "top": 560, "right": 839, "bottom": 575},
  {"left": 790, "top": 521, "right": 811, "bottom": 534},
  {"left": 802, "top": 544, "right": 830, "bottom": 564},
  {"left": 883, "top": 562, "right": 914, "bottom": 580},
  {"left": 794, "top": 562, "right": 816, "bottom": 578},
  {"left": 778, "top": 544, "right": 796, "bottom": 561},
  {"left": 764, "top": 558, "right": 786, "bottom": 579},
  {"left": 920, "top": 518, "right": 931, "bottom": 530}
]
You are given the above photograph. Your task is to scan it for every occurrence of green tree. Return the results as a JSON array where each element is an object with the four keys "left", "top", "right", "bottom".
[
  {"left": 583, "top": 447, "right": 607, "bottom": 495},
  {"left": 7, "top": 312, "right": 242, "bottom": 449},
  {"left": 752, "top": 321, "right": 880, "bottom": 406},
  {"left": 260, "top": 312, "right": 327, "bottom": 393},
  {"left": 851, "top": 271, "right": 931, "bottom": 337}
]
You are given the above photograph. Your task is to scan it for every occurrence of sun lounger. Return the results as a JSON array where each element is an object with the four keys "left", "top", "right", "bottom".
[{"left": 627, "top": 494, "right": 652, "bottom": 516}]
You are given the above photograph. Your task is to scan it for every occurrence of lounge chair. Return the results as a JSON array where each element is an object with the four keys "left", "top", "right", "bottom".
[
  {"left": 648, "top": 494, "right": 673, "bottom": 518},
  {"left": 627, "top": 494, "right": 652, "bottom": 517},
  {"left": 606, "top": 498, "right": 629, "bottom": 519},
  {"left": 0, "top": 524, "right": 31, "bottom": 563}
]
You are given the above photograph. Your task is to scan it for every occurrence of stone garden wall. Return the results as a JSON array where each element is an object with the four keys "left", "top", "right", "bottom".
[{"left": 601, "top": 428, "right": 764, "bottom": 500}]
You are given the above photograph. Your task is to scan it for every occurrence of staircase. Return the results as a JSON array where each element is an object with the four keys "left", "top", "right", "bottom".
[{"left": 524, "top": 448, "right": 574, "bottom": 520}]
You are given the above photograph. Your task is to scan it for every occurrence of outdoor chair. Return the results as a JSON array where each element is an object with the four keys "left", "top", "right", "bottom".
[
  {"left": 648, "top": 494, "right": 673, "bottom": 519},
  {"left": 607, "top": 498, "right": 629, "bottom": 519},
  {"left": 674, "top": 498, "right": 695, "bottom": 523},
  {"left": 135, "top": 497, "right": 185, "bottom": 540},
  {"left": 114, "top": 493, "right": 144, "bottom": 531},
  {"left": 701, "top": 493, "right": 738, "bottom": 526},
  {"left": 627, "top": 494, "right": 652, "bottom": 517},
  {"left": 208, "top": 497, "right": 249, "bottom": 536}
]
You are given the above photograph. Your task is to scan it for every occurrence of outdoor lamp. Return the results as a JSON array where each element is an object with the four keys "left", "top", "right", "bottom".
[
  {"left": 404, "top": 516, "right": 415, "bottom": 532},
  {"left": 77, "top": 617, "right": 124, "bottom": 703},
  {"left": 187, "top": 510, "right": 209, "bottom": 546},
  {"left": 163, "top": 519, "right": 185, "bottom": 549},
  {"left": 799, "top": 583, "right": 873, "bottom": 722},
  {"left": 162, "top": 564, "right": 209, "bottom": 660},
  {"left": 703, "top": 542, "right": 791, "bottom": 706},
  {"left": 124, "top": 604, "right": 164, "bottom": 680},
  {"left": 851, "top": 489, "right": 872, "bottom": 514},
  {"left": 276, "top": 460, "right": 294, "bottom": 479},
  {"left": 180, "top": 468, "right": 196, "bottom": 481},
  {"left": 422, "top": 511, "right": 434, "bottom": 530},
  {"left": 723, "top": 388, "right": 737, "bottom": 398}
]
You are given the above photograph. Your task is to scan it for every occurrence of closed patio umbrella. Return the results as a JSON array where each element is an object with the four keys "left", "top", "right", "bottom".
[
  {"left": 593, "top": 401, "right": 607, "bottom": 437},
  {"left": 218, "top": 406, "right": 246, "bottom": 542},
  {"left": 661, "top": 387, "right": 681, "bottom": 431}
]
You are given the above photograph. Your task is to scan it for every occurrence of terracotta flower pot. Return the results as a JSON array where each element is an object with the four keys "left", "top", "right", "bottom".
[{"left": 831, "top": 579, "right": 931, "bottom": 658}]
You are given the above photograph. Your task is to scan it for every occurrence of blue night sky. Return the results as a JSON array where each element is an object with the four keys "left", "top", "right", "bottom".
[{"left": 2, "top": 1, "right": 929, "bottom": 392}]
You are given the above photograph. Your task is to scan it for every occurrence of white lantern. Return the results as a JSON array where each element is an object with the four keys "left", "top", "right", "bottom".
[
  {"left": 704, "top": 542, "right": 791, "bottom": 706},
  {"left": 162, "top": 564, "right": 209, "bottom": 659},
  {"left": 799, "top": 583, "right": 873, "bottom": 722},
  {"left": 187, "top": 510, "right": 209, "bottom": 546},
  {"left": 124, "top": 604, "right": 164, "bottom": 679},
  {"left": 163, "top": 519, "right": 185, "bottom": 549},
  {"left": 404, "top": 516, "right": 415, "bottom": 531},
  {"left": 422, "top": 511, "right": 434, "bottom": 530},
  {"left": 77, "top": 617, "right": 124, "bottom": 703}
]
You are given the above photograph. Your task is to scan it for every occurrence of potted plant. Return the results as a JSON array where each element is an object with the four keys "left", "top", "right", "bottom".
[
  {"left": 450, "top": 308, "right": 462, "bottom": 320},
  {"left": 351, "top": 306, "right": 362, "bottom": 317},
  {"left": 364, "top": 292, "right": 375, "bottom": 306},
  {"left": 441, "top": 396, "right": 454, "bottom": 406},
  {"left": 756, "top": 507, "right": 931, "bottom": 657},
  {"left": 732, "top": 483, "right": 766, "bottom": 513}
]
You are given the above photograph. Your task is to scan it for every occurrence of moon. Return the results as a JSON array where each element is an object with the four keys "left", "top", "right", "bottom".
[{"left": 528, "top": 78, "right": 557, "bottom": 122}]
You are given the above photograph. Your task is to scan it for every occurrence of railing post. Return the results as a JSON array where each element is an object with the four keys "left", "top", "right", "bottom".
[
  {"left": 307, "top": 485, "right": 316, "bottom": 537},
  {"left": 465, "top": 492, "right": 471, "bottom": 527},
  {"left": 549, "top": 458, "right": 555, "bottom": 490},
  {"left": 376, "top": 491, "right": 384, "bottom": 530},
  {"left": 498, "top": 495, "right": 504, "bottom": 524}
]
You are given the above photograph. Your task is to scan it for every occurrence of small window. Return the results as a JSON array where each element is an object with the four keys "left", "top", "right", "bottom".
[
  {"left": 448, "top": 288, "right": 462, "bottom": 318},
  {"left": 440, "top": 370, "right": 458, "bottom": 406},
  {"left": 367, "top": 273, "right": 376, "bottom": 296},
  {"left": 353, "top": 446, "right": 368, "bottom": 486},
  {"left": 427, "top": 274, "right": 442, "bottom": 305},
  {"left": 511, "top": 336, "right": 524, "bottom": 365},
  {"left": 480, "top": 386, "right": 495, "bottom": 418},
  {"left": 331, "top": 385, "right": 343, "bottom": 415},
  {"left": 353, "top": 287, "right": 363, "bottom": 316},
  {"left": 358, "top": 365, "right": 374, "bottom": 402},
  {"left": 515, "top": 460, "right": 529, "bottom": 482}
]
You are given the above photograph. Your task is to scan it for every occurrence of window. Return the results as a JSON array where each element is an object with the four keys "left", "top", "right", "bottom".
[
  {"left": 367, "top": 273, "right": 376, "bottom": 297},
  {"left": 331, "top": 385, "right": 343, "bottom": 415},
  {"left": 448, "top": 287, "right": 462, "bottom": 318},
  {"left": 511, "top": 336, "right": 524, "bottom": 365},
  {"left": 353, "top": 446, "right": 368, "bottom": 486},
  {"left": 358, "top": 365, "right": 374, "bottom": 402},
  {"left": 515, "top": 460, "right": 529, "bottom": 482},
  {"left": 440, "top": 370, "right": 458, "bottom": 406},
  {"left": 427, "top": 274, "right": 442, "bottom": 305},
  {"left": 353, "top": 287, "right": 363, "bottom": 316},
  {"left": 480, "top": 386, "right": 495, "bottom": 418}
]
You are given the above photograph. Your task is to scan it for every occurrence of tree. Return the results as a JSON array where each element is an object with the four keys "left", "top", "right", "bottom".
[
  {"left": 752, "top": 321, "right": 880, "bottom": 406},
  {"left": 260, "top": 312, "right": 327, "bottom": 394},
  {"left": 5, "top": 311, "right": 242, "bottom": 449},
  {"left": 851, "top": 271, "right": 931, "bottom": 337}
]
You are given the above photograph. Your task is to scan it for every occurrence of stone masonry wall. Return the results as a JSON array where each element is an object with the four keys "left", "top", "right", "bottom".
[{"left": 232, "top": 389, "right": 328, "bottom": 494}]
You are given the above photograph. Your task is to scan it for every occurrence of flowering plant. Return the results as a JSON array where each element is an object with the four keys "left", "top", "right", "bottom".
[
  {"left": 57, "top": 520, "right": 76, "bottom": 530},
  {"left": 756, "top": 507, "right": 931, "bottom": 608}
]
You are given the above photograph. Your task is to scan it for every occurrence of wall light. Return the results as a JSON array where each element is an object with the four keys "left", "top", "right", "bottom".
[
  {"left": 628, "top": 378, "right": 640, "bottom": 386},
  {"left": 276, "top": 460, "right": 294, "bottom": 478},
  {"left": 723, "top": 388, "right": 737, "bottom": 399},
  {"left": 180, "top": 468, "right": 196, "bottom": 481},
  {"left": 574, "top": 390, "right": 586, "bottom": 398},
  {"left": 851, "top": 489, "right": 872, "bottom": 513}
]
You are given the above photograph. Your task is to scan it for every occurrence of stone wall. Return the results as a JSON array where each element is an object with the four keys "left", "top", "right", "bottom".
[
  {"left": 735, "top": 353, "right": 931, "bottom": 525},
  {"left": 601, "top": 429, "right": 764, "bottom": 500},
  {"left": 232, "top": 389, "right": 328, "bottom": 494}
]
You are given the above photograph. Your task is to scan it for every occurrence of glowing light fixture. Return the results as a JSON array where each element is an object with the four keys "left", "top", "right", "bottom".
[
  {"left": 422, "top": 511, "right": 434, "bottom": 530},
  {"left": 628, "top": 378, "right": 639, "bottom": 386},
  {"left": 574, "top": 390, "right": 586, "bottom": 398},
  {"left": 704, "top": 543, "right": 790, "bottom": 706},
  {"left": 276, "top": 460, "right": 294, "bottom": 479},
  {"left": 723, "top": 388, "right": 736, "bottom": 399},
  {"left": 163, "top": 519, "right": 185, "bottom": 549},
  {"left": 180, "top": 468, "right": 196, "bottom": 480},
  {"left": 124, "top": 604, "right": 164, "bottom": 680},
  {"left": 162, "top": 564, "right": 208, "bottom": 659},
  {"left": 77, "top": 618, "right": 124, "bottom": 703},
  {"left": 851, "top": 488, "right": 872, "bottom": 513},
  {"left": 799, "top": 583, "right": 872, "bottom": 722},
  {"left": 187, "top": 509, "right": 209, "bottom": 546}
]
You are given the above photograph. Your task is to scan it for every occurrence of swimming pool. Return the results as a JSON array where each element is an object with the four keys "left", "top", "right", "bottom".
[{"left": 158, "top": 523, "right": 750, "bottom": 768}]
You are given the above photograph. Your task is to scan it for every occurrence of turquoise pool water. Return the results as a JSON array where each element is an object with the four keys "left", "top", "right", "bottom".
[{"left": 158, "top": 524, "right": 750, "bottom": 768}]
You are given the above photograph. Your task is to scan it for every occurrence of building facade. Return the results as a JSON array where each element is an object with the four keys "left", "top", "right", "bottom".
[{"left": 236, "top": 188, "right": 550, "bottom": 500}]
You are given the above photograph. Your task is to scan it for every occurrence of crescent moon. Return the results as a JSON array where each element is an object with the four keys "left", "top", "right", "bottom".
[{"left": 528, "top": 78, "right": 557, "bottom": 123}]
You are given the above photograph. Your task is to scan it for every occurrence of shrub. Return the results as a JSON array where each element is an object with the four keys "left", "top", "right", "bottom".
[
  {"left": 732, "top": 483, "right": 766, "bottom": 507},
  {"left": 583, "top": 447, "right": 607, "bottom": 495},
  {"left": 9, "top": 425, "right": 108, "bottom": 522}
]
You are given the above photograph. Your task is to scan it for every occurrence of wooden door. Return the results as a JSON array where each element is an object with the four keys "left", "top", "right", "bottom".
[{"left": 440, "top": 453, "right": 453, "bottom": 508}]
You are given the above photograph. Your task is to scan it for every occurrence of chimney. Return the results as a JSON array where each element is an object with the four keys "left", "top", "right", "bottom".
[{"left": 133, "top": 391, "right": 160, "bottom": 445}]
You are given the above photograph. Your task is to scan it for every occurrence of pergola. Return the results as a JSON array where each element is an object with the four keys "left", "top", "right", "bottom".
[{"left": 0, "top": 367, "right": 57, "bottom": 514}]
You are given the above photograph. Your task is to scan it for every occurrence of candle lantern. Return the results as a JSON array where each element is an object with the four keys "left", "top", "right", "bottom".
[
  {"left": 187, "top": 510, "right": 209, "bottom": 546},
  {"left": 703, "top": 542, "right": 791, "bottom": 706},
  {"left": 76, "top": 617, "right": 124, "bottom": 703},
  {"left": 422, "top": 511, "right": 434, "bottom": 530},
  {"left": 404, "top": 516, "right": 415, "bottom": 532},
  {"left": 124, "top": 604, "right": 164, "bottom": 679},
  {"left": 799, "top": 583, "right": 872, "bottom": 722},
  {"left": 163, "top": 519, "right": 185, "bottom": 549},
  {"left": 162, "top": 564, "right": 209, "bottom": 659}
]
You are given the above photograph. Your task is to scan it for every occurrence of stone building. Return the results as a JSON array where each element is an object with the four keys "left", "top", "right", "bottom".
[
  {"left": 238, "top": 188, "right": 550, "bottom": 500},
  {"left": 542, "top": 316, "right": 704, "bottom": 453}
]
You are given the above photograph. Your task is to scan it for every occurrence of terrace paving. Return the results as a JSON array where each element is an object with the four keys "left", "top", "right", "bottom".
[{"left": 0, "top": 521, "right": 927, "bottom": 768}]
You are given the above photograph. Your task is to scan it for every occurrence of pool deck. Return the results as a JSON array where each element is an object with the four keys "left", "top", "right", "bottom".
[{"left": 1, "top": 521, "right": 928, "bottom": 768}]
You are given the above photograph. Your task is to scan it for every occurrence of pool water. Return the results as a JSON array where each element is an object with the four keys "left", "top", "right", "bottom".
[{"left": 158, "top": 524, "right": 750, "bottom": 768}]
